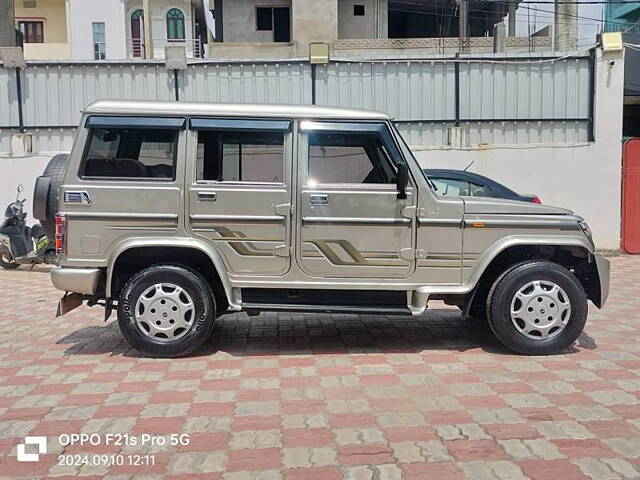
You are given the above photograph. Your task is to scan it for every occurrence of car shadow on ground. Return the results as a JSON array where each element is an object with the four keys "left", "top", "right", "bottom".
[{"left": 56, "top": 309, "right": 596, "bottom": 358}]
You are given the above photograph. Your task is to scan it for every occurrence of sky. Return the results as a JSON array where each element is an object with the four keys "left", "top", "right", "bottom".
[{"left": 513, "top": 1, "right": 605, "bottom": 47}]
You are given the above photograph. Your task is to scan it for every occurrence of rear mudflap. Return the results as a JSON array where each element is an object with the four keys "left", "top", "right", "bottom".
[{"left": 56, "top": 293, "right": 84, "bottom": 317}]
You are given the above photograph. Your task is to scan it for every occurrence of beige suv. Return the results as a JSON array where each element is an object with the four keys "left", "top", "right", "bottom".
[{"left": 34, "top": 100, "right": 610, "bottom": 357}]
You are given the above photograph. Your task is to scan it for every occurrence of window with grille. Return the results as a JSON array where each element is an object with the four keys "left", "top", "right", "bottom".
[
  {"left": 92, "top": 22, "right": 106, "bottom": 60},
  {"left": 166, "top": 8, "right": 185, "bottom": 40},
  {"left": 18, "top": 21, "right": 43, "bottom": 43}
]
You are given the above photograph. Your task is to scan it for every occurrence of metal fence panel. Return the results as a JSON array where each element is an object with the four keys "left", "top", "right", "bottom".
[
  {"left": 181, "top": 62, "right": 312, "bottom": 105},
  {"left": 464, "top": 120, "right": 589, "bottom": 145},
  {"left": 395, "top": 121, "right": 452, "bottom": 148},
  {"left": 0, "top": 68, "right": 19, "bottom": 127},
  {"left": 20, "top": 63, "right": 174, "bottom": 127},
  {"left": 0, "top": 54, "right": 595, "bottom": 151},
  {"left": 460, "top": 57, "right": 590, "bottom": 121},
  {"left": 315, "top": 61, "right": 456, "bottom": 121}
]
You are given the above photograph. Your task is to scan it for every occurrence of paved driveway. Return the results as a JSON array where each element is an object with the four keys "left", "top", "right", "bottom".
[{"left": 0, "top": 257, "right": 639, "bottom": 480}]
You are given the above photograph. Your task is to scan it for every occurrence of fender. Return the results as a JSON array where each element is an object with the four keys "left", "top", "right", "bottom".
[
  {"left": 464, "top": 233, "right": 595, "bottom": 291},
  {"left": 105, "top": 236, "right": 239, "bottom": 310},
  {"left": 410, "top": 234, "right": 597, "bottom": 315}
]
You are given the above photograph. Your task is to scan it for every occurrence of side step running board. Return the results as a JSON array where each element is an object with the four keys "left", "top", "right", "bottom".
[{"left": 242, "top": 303, "right": 411, "bottom": 315}]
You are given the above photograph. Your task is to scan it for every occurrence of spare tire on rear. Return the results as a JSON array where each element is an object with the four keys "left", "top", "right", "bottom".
[{"left": 34, "top": 154, "right": 69, "bottom": 240}]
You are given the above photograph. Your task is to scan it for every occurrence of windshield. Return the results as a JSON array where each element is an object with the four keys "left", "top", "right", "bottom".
[{"left": 390, "top": 123, "right": 436, "bottom": 190}]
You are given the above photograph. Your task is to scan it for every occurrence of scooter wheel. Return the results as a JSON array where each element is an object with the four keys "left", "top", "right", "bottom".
[{"left": 0, "top": 249, "right": 19, "bottom": 270}]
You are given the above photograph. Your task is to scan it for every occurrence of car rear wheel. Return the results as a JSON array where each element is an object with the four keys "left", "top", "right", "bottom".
[
  {"left": 117, "top": 265, "right": 216, "bottom": 357},
  {"left": 487, "top": 261, "right": 588, "bottom": 355}
]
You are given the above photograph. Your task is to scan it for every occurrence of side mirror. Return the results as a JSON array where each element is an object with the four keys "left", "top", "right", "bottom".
[{"left": 397, "top": 163, "right": 409, "bottom": 200}]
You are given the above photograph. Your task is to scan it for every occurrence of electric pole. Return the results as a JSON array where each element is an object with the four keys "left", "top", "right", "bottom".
[
  {"left": 508, "top": 1, "right": 517, "bottom": 37},
  {"left": 554, "top": 0, "right": 578, "bottom": 51},
  {"left": 0, "top": 0, "right": 17, "bottom": 47},
  {"left": 459, "top": 0, "right": 469, "bottom": 38}
]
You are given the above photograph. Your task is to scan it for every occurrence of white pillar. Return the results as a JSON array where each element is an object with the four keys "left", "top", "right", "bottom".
[{"left": 143, "top": 0, "right": 154, "bottom": 58}]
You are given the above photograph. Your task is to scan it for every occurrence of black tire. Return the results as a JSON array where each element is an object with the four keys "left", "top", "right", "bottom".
[
  {"left": 468, "top": 297, "right": 488, "bottom": 320},
  {"left": 117, "top": 265, "right": 216, "bottom": 358},
  {"left": 0, "top": 249, "right": 19, "bottom": 270},
  {"left": 487, "top": 261, "right": 588, "bottom": 355},
  {"left": 38, "top": 154, "right": 69, "bottom": 240}
]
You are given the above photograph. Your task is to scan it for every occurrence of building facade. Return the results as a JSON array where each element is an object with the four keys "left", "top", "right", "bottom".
[
  {"left": 14, "top": 0, "right": 202, "bottom": 60},
  {"left": 605, "top": 0, "right": 640, "bottom": 32},
  {"left": 14, "top": 0, "right": 553, "bottom": 61}
]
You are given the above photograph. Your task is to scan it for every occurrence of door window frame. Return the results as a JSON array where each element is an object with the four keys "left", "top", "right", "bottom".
[
  {"left": 299, "top": 121, "right": 406, "bottom": 190},
  {"left": 77, "top": 115, "right": 186, "bottom": 183},
  {"left": 188, "top": 117, "right": 293, "bottom": 187}
]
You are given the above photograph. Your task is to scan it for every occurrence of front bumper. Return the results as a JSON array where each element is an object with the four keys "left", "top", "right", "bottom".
[
  {"left": 594, "top": 253, "right": 610, "bottom": 308},
  {"left": 51, "top": 267, "right": 102, "bottom": 295}
]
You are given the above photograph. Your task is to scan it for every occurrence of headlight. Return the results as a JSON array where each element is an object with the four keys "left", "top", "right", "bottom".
[{"left": 578, "top": 220, "right": 594, "bottom": 247}]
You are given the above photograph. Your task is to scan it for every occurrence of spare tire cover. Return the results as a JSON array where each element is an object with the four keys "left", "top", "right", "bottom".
[
  {"left": 32, "top": 176, "right": 50, "bottom": 221},
  {"left": 40, "top": 154, "right": 69, "bottom": 240}
]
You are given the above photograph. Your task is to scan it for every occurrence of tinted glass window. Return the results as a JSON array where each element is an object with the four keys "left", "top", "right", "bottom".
[
  {"left": 197, "top": 130, "right": 284, "bottom": 183},
  {"left": 468, "top": 181, "right": 492, "bottom": 197},
  {"left": 256, "top": 7, "right": 273, "bottom": 30},
  {"left": 431, "top": 178, "right": 470, "bottom": 196},
  {"left": 308, "top": 132, "right": 396, "bottom": 185},
  {"left": 81, "top": 128, "right": 177, "bottom": 179}
]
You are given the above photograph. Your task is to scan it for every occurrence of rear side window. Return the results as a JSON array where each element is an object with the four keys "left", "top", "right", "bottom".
[
  {"left": 196, "top": 130, "right": 284, "bottom": 183},
  {"left": 81, "top": 128, "right": 178, "bottom": 180}
]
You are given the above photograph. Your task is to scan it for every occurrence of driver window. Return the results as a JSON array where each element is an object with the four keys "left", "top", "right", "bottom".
[{"left": 307, "top": 132, "right": 397, "bottom": 185}]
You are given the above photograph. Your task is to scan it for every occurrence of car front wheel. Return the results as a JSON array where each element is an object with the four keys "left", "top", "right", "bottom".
[
  {"left": 487, "top": 261, "right": 588, "bottom": 355},
  {"left": 117, "top": 265, "right": 216, "bottom": 357}
]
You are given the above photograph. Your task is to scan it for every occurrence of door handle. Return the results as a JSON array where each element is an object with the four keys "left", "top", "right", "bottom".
[
  {"left": 309, "top": 194, "right": 328, "bottom": 205},
  {"left": 197, "top": 192, "right": 217, "bottom": 202}
]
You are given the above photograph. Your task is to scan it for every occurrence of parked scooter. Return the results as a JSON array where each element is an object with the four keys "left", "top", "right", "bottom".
[{"left": 0, "top": 185, "right": 55, "bottom": 270}]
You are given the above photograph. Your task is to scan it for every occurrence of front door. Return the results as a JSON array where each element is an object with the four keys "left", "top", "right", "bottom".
[
  {"left": 130, "top": 10, "right": 144, "bottom": 58},
  {"left": 187, "top": 118, "right": 293, "bottom": 276},
  {"left": 296, "top": 121, "right": 417, "bottom": 279}
]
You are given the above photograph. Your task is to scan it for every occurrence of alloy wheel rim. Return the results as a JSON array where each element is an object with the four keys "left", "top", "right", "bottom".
[
  {"left": 510, "top": 280, "right": 571, "bottom": 340},
  {"left": 135, "top": 283, "right": 195, "bottom": 342}
]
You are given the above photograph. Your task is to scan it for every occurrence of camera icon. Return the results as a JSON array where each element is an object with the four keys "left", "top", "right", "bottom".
[{"left": 17, "top": 436, "right": 47, "bottom": 462}]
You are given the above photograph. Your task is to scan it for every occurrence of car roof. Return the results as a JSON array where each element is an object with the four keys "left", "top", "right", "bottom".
[
  {"left": 424, "top": 169, "right": 520, "bottom": 196},
  {"left": 85, "top": 100, "right": 391, "bottom": 121}
]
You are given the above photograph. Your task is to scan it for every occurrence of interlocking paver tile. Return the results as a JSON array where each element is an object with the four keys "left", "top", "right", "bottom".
[{"left": 0, "top": 256, "right": 639, "bottom": 479}]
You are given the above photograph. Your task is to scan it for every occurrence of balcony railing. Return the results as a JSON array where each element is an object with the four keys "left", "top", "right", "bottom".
[{"left": 126, "top": 37, "right": 204, "bottom": 59}]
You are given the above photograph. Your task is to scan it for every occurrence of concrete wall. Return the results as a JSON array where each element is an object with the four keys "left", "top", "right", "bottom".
[
  {"left": 69, "top": 0, "right": 127, "bottom": 60},
  {"left": 338, "top": 0, "right": 387, "bottom": 39},
  {"left": 413, "top": 49, "right": 624, "bottom": 250},
  {"left": 22, "top": 42, "right": 71, "bottom": 59},
  {"left": 208, "top": 42, "right": 295, "bottom": 60},
  {"left": 0, "top": 155, "right": 50, "bottom": 226},
  {"left": 291, "top": 0, "right": 337, "bottom": 56},
  {"left": 222, "top": 0, "right": 290, "bottom": 43}
]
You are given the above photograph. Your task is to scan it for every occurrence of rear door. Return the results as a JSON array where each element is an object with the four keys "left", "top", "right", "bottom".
[
  {"left": 63, "top": 115, "right": 184, "bottom": 263},
  {"left": 295, "top": 121, "right": 417, "bottom": 279},
  {"left": 186, "top": 118, "right": 293, "bottom": 276}
]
